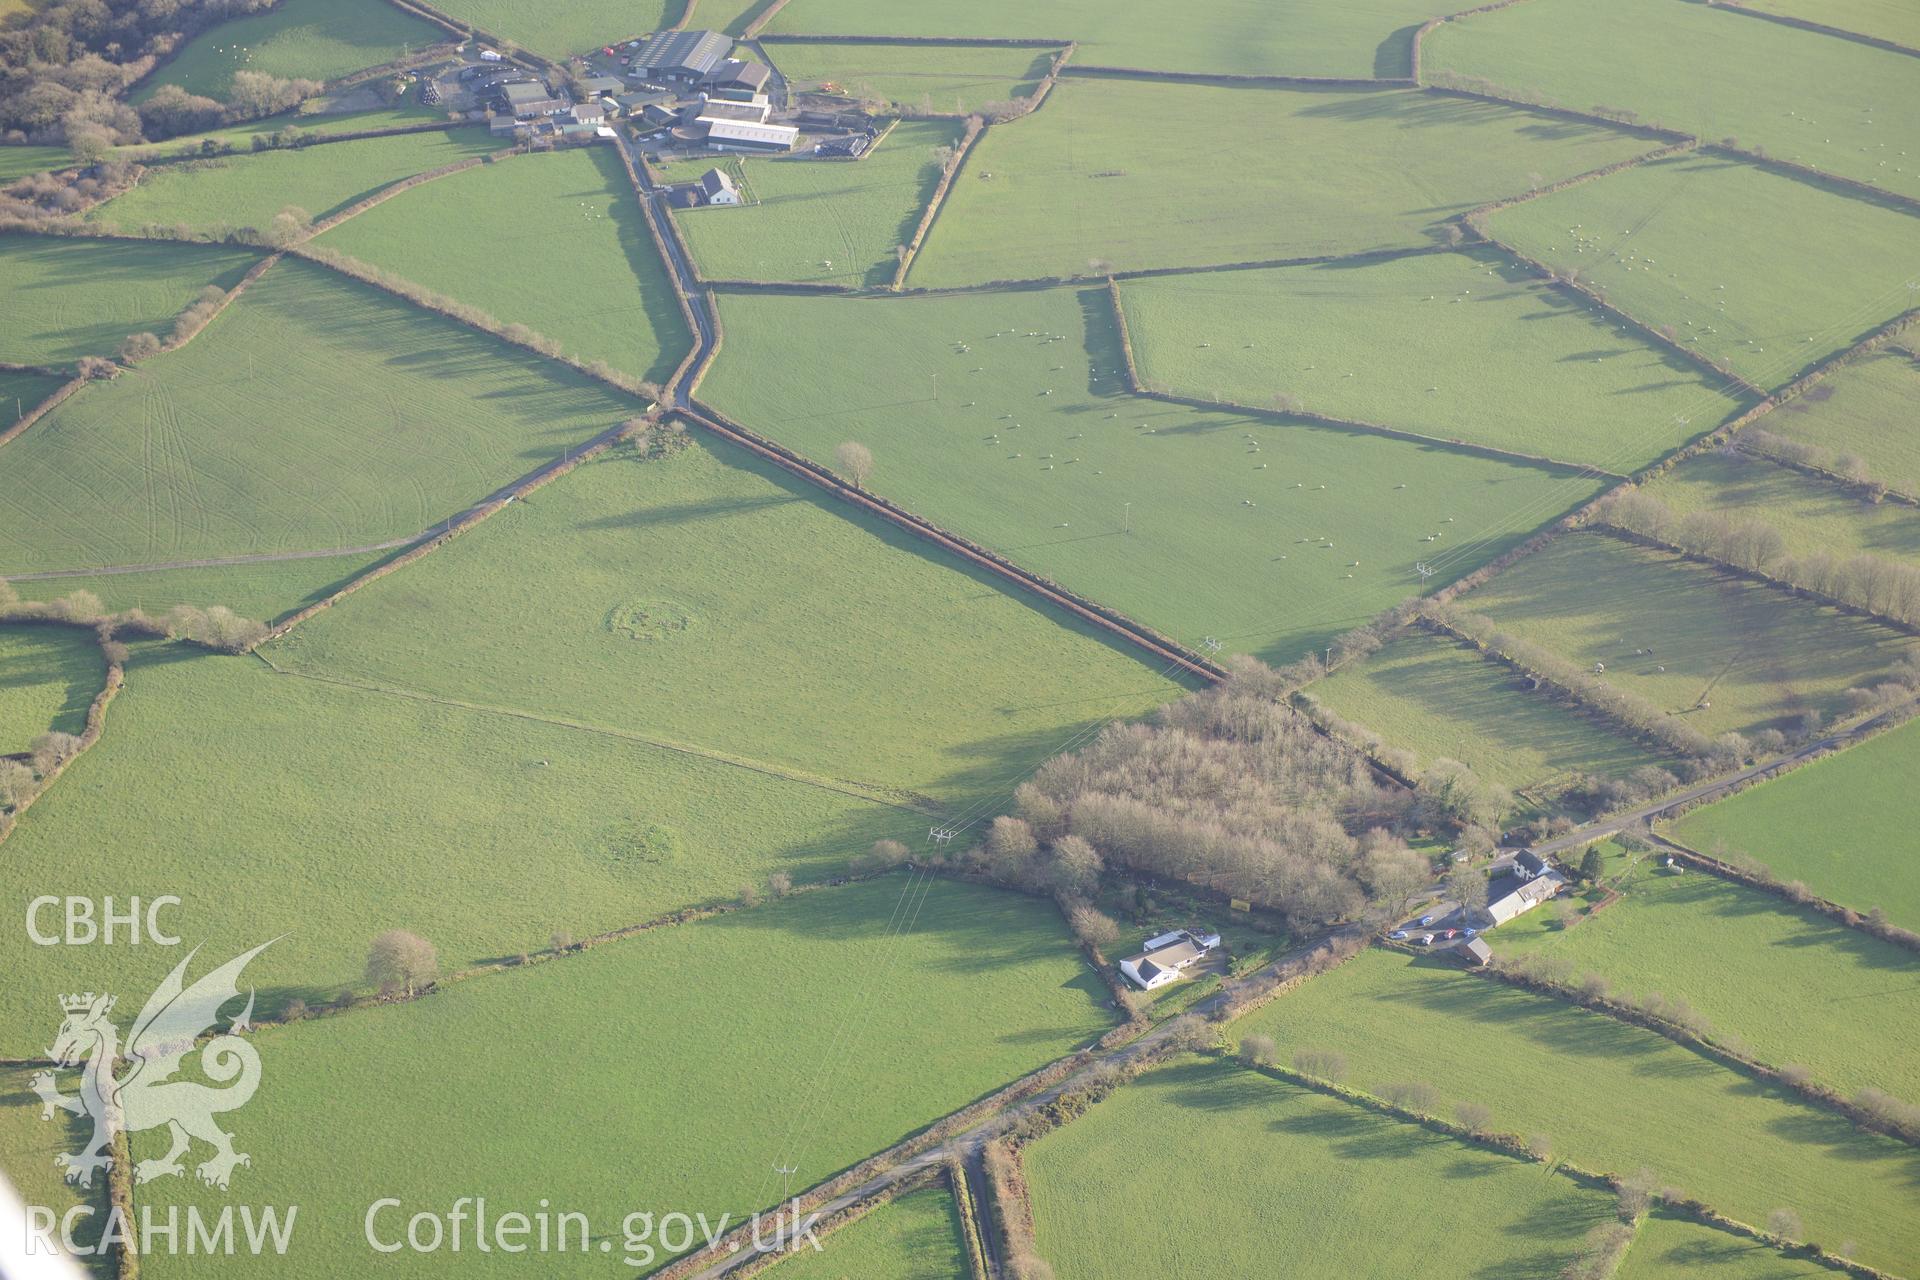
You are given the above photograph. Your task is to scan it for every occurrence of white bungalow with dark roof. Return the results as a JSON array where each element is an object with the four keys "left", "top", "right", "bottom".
[
  {"left": 697, "top": 168, "right": 741, "bottom": 205},
  {"left": 1118, "top": 929, "right": 1222, "bottom": 990}
]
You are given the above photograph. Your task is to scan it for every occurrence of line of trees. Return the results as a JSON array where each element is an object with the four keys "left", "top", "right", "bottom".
[
  {"left": 1741, "top": 426, "right": 1911, "bottom": 502},
  {"left": 1597, "top": 490, "right": 1920, "bottom": 628}
]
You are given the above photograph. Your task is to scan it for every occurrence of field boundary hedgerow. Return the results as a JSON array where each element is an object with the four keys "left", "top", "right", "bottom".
[
  {"left": 1580, "top": 523, "right": 1920, "bottom": 637},
  {"left": 890, "top": 115, "right": 985, "bottom": 288},
  {"left": 0, "top": 620, "right": 124, "bottom": 840},
  {"left": 0, "top": 373, "right": 90, "bottom": 450},
  {"left": 1625, "top": 308, "right": 1918, "bottom": 485},
  {"left": 134, "top": 118, "right": 477, "bottom": 172},
  {"left": 1103, "top": 276, "right": 1625, "bottom": 477},
  {"left": 1062, "top": 65, "right": 1410, "bottom": 89},
  {"left": 304, "top": 148, "right": 511, "bottom": 236},
  {"left": 1471, "top": 953, "right": 1920, "bottom": 1147},
  {"left": 1259, "top": 1052, "right": 1888, "bottom": 1280},
  {"left": 1646, "top": 826, "right": 1920, "bottom": 953},
  {"left": 1731, "top": 437, "right": 1920, "bottom": 509},
  {"left": 756, "top": 32, "right": 1072, "bottom": 49},
  {"left": 680, "top": 401, "right": 1222, "bottom": 682},
  {"left": 1703, "top": 0, "right": 1920, "bottom": 58}
]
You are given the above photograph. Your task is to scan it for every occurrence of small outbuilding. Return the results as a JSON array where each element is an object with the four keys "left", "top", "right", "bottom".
[
  {"left": 1462, "top": 937, "right": 1493, "bottom": 967},
  {"left": 570, "top": 102, "right": 606, "bottom": 127}
]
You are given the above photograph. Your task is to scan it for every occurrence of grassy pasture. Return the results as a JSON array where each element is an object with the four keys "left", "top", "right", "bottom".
[
  {"left": 0, "top": 235, "right": 260, "bottom": 366},
  {"left": 1644, "top": 450, "right": 1920, "bottom": 564},
  {"left": 1309, "top": 629, "right": 1670, "bottom": 792},
  {"left": 267, "top": 436, "right": 1185, "bottom": 807},
  {"left": 1025, "top": 1056, "right": 1615, "bottom": 1280},
  {"left": 1760, "top": 347, "right": 1920, "bottom": 495},
  {"left": 3, "top": 551, "right": 394, "bottom": 623},
  {"left": 1669, "top": 716, "right": 1920, "bottom": 929},
  {"left": 0, "top": 644, "right": 917, "bottom": 1056},
  {"left": 659, "top": 119, "right": 961, "bottom": 286},
  {"left": 1427, "top": 0, "right": 1920, "bottom": 202},
  {"left": 130, "top": 875, "right": 1112, "bottom": 1279},
  {"left": 765, "top": 41, "right": 1052, "bottom": 115},
  {"left": 0, "top": 368, "right": 64, "bottom": 419},
  {"left": 0, "top": 144, "right": 69, "bottom": 182},
  {"left": 698, "top": 287, "right": 1605, "bottom": 663},
  {"left": 1121, "top": 249, "right": 1745, "bottom": 470},
  {"left": 766, "top": 1187, "right": 970, "bottom": 1280},
  {"left": 320, "top": 147, "right": 689, "bottom": 383},
  {"left": 0, "top": 1066, "right": 109, "bottom": 1271},
  {"left": 1735, "top": 0, "right": 1920, "bottom": 48},
  {"left": 0, "top": 625, "right": 103, "bottom": 754},
  {"left": 136, "top": 0, "right": 442, "bottom": 103},
  {"left": 1493, "top": 849, "right": 1920, "bottom": 1099},
  {"left": 1460, "top": 533, "right": 1918, "bottom": 736},
  {"left": 767, "top": 0, "right": 1456, "bottom": 79},
  {"left": 87, "top": 127, "right": 501, "bottom": 233},
  {"left": 1617, "top": 1211, "right": 1836, "bottom": 1280},
  {"left": 1484, "top": 154, "right": 1920, "bottom": 386},
  {"left": 1242, "top": 948, "right": 1920, "bottom": 1273},
  {"left": 0, "top": 257, "right": 641, "bottom": 574},
  {"left": 426, "top": 0, "right": 673, "bottom": 59},
  {"left": 909, "top": 79, "right": 1655, "bottom": 287}
]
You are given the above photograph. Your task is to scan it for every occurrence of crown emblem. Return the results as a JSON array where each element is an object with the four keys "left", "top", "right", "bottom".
[{"left": 61, "top": 992, "right": 112, "bottom": 1014}]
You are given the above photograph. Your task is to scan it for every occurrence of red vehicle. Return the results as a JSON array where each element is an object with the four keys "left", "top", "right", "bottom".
[
  {"left": 1442, "top": 928, "right": 1459, "bottom": 940},
  {"left": 602, "top": 46, "right": 615, "bottom": 56}
]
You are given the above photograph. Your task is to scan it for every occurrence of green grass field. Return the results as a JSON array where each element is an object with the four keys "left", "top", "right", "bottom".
[
  {"left": 0, "top": 257, "right": 643, "bottom": 574},
  {"left": 1242, "top": 948, "right": 1920, "bottom": 1273},
  {"left": 1484, "top": 154, "right": 1920, "bottom": 386},
  {"left": 3, "top": 551, "right": 395, "bottom": 623},
  {"left": 130, "top": 875, "right": 1111, "bottom": 1278},
  {"left": 1461, "top": 533, "right": 1918, "bottom": 737},
  {"left": 1121, "top": 249, "right": 1744, "bottom": 470},
  {"left": 1309, "top": 629, "right": 1671, "bottom": 792},
  {"left": 1669, "top": 716, "right": 1920, "bottom": 929},
  {"left": 1026, "top": 1056, "right": 1615, "bottom": 1280},
  {"left": 88, "top": 128, "right": 502, "bottom": 234},
  {"left": 1427, "top": 0, "right": 1920, "bottom": 202},
  {"left": 0, "top": 235, "right": 260, "bottom": 366},
  {"left": 1493, "top": 849, "right": 1920, "bottom": 1099},
  {"left": 1617, "top": 1211, "right": 1838, "bottom": 1280},
  {"left": 1644, "top": 449, "right": 1920, "bottom": 564},
  {"left": 698, "top": 287, "right": 1605, "bottom": 662},
  {"left": 908, "top": 79, "right": 1655, "bottom": 286},
  {"left": 427, "top": 0, "right": 673, "bottom": 59},
  {"left": 764, "top": 40, "right": 1052, "bottom": 115},
  {"left": 320, "top": 147, "right": 689, "bottom": 383},
  {"left": 0, "top": 624, "right": 103, "bottom": 754},
  {"left": 766, "top": 1187, "right": 970, "bottom": 1280},
  {"left": 0, "top": 367, "right": 65, "bottom": 419},
  {"left": 137, "top": 0, "right": 443, "bottom": 103},
  {"left": 0, "top": 642, "right": 918, "bottom": 1055},
  {"left": 266, "top": 435, "right": 1185, "bottom": 806},
  {"left": 0, "top": 144, "right": 69, "bottom": 181},
  {"left": 659, "top": 119, "right": 961, "bottom": 286},
  {"left": 768, "top": 0, "right": 1456, "bottom": 79},
  {"left": 0, "top": 1066, "right": 109, "bottom": 1272},
  {"left": 1760, "top": 347, "right": 1920, "bottom": 495},
  {"left": 1735, "top": 0, "right": 1920, "bottom": 48}
]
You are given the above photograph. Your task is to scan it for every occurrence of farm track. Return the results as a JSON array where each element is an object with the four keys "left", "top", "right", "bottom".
[{"left": 250, "top": 653, "right": 941, "bottom": 814}]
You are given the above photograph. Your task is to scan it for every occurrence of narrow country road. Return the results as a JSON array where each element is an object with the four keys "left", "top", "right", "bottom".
[
  {"left": 621, "top": 135, "right": 716, "bottom": 409},
  {"left": 1529, "top": 697, "right": 1918, "bottom": 856}
]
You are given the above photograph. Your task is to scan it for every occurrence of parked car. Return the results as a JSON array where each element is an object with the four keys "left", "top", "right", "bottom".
[
  {"left": 1387, "top": 929, "right": 1408, "bottom": 940},
  {"left": 1417, "top": 914, "right": 1435, "bottom": 927},
  {"left": 1463, "top": 927, "right": 1479, "bottom": 938},
  {"left": 1417, "top": 933, "right": 1435, "bottom": 946},
  {"left": 1442, "top": 928, "right": 1459, "bottom": 940}
]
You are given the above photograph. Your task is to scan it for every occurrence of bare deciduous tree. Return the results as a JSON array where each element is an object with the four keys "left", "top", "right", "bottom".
[
  {"left": 834, "top": 440, "right": 874, "bottom": 488},
  {"left": 366, "top": 930, "right": 437, "bottom": 997}
]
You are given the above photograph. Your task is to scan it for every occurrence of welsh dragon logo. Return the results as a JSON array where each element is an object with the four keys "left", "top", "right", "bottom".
[{"left": 33, "top": 940, "right": 276, "bottom": 1191}]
